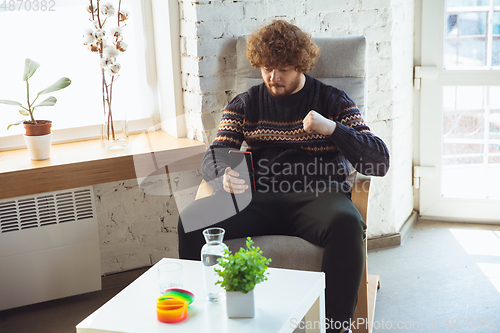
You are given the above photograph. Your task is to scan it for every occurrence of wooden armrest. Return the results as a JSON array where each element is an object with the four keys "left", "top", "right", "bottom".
[
  {"left": 351, "top": 173, "right": 371, "bottom": 223},
  {"left": 195, "top": 179, "right": 215, "bottom": 200}
]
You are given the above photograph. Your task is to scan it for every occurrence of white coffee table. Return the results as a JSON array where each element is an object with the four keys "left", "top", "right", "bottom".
[{"left": 76, "top": 258, "right": 326, "bottom": 333}]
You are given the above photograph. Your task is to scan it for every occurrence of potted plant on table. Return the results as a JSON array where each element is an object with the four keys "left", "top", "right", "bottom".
[
  {"left": 0, "top": 58, "right": 71, "bottom": 160},
  {"left": 215, "top": 237, "right": 272, "bottom": 318}
]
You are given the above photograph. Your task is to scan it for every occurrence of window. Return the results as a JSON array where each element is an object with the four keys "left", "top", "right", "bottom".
[
  {"left": 0, "top": 0, "right": 158, "bottom": 149},
  {"left": 445, "top": 0, "right": 500, "bottom": 68},
  {"left": 442, "top": 86, "right": 500, "bottom": 199},
  {"left": 419, "top": 0, "right": 500, "bottom": 221}
]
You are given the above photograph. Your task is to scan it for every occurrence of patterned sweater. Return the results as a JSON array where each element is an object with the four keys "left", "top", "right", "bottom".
[{"left": 202, "top": 74, "right": 390, "bottom": 194}]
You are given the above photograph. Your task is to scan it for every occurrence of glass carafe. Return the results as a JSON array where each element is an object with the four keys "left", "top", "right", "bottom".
[{"left": 201, "top": 227, "right": 228, "bottom": 302}]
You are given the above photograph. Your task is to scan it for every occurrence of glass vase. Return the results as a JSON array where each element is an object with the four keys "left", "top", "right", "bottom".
[
  {"left": 100, "top": 73, "right": 129, "bottom": 150},
  {"left": 101, "top": 106, "right": 129, "bottom": 149},
  {"left": 201, "top": 227, "right": 228, "bottom": 302}
]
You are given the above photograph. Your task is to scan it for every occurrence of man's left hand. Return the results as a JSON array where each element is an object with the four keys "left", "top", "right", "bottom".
[{"left": 303, "top": 110, "right": 337, "bottom": 136}]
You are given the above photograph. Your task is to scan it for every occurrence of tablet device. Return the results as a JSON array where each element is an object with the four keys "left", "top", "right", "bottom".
[{"left": 227, "top": 150, "right": 256, "bottom": 192}]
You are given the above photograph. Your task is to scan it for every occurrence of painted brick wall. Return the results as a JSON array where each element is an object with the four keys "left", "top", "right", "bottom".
[
  {"left": 96, "top": 169, "right": 202, "bottom": 275},
  {"left": 179, "top": 0, "right": 415, "bottom": 238}
]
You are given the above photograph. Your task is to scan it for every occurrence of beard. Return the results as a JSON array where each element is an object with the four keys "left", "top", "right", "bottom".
[{"left": 265, "top": 73, "right": 302, "bottom": 98}]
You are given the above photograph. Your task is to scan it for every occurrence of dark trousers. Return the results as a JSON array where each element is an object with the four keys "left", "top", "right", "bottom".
[{"left": 178, "top": 188, "right": 366, "bottom": 332}]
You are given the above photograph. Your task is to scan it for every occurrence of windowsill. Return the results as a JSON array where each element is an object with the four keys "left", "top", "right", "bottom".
[{"left": 0, "top": 131, "right": 206, "bottom": 200}]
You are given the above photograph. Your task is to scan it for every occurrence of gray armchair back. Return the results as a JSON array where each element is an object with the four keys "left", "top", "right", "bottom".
[{"left": 236, "top": 35, "right": 367, "bottom": 115}]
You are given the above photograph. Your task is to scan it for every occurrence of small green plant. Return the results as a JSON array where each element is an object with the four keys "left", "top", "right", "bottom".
[
  {"left": 0, "top": 58, "right": 71, "bottom": 129},
  {"left": 215, "top": 237, "right": 272, "bottom": 293}
]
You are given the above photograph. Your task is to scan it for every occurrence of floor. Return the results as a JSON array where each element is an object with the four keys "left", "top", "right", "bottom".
[
  {"left": 0, "top": 287, "right": 125, "bottom": 333},
  {"left": 0, "top": 220, "right": 499, "bottom": 333},
  {"left": 370, "top": 220, "right": 500, "bottom": 332}
]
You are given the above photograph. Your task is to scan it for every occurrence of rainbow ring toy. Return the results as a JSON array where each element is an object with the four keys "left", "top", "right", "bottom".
[
  {"left": 156, "top": 289, "right": 195, "bottom": 323},
  {"left": 156, "top": 298, "right": 187, "bottom": 323},
  {"left": 161, "top": 288, "right": 195, "bottom": 304}
]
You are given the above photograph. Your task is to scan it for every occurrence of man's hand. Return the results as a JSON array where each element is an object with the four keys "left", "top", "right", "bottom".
[
  {"left": 303, "top": 110, "right": 337, "bottom": 136},
  {"left": 223, "top": 167, "right": 249, "bottom": 194}
]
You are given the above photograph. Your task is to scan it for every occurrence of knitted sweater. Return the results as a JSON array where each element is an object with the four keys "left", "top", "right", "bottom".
[{"left": 202, "top": 74, "right": 390, "bottom": 194}]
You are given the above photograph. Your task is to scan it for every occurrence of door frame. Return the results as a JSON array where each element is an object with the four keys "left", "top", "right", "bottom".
[{"left": 419, "top": 0, "right": 500, "bottom": 223}]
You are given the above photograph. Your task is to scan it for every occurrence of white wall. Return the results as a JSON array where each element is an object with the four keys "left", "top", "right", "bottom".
[{"left": 179, "top": 0, "right": 415, "bottom": 238}]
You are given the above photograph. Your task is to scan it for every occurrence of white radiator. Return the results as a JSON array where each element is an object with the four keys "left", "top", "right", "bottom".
[{"left": 0, "top": 187, "right": 101, "bottom": 311}]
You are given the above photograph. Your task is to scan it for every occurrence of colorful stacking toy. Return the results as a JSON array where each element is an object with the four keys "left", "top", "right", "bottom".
[
  {"left": 161, "top": 288, "right": 195, "bottom": 304},
  {"left": 156, "top": 289, "right": 195, "bottom": 323},
  {"left": 156, "top": 298, "right": 188, "bottom": 323}
]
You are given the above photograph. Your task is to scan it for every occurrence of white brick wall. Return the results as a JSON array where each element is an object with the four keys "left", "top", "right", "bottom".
[
  {"left": 178, "top": 0, "right": 415, "bottom": 238},
  {"left": 96, "top": 170, "right": 203, "bottom": 275}
]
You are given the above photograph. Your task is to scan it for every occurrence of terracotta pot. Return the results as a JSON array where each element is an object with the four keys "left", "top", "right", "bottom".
[{"left": 23, "top": 120, "right": 52, "bottom": 136}]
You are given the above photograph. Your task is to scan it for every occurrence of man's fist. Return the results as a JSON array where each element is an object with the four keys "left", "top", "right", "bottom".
[{"left": 303, "top": 110, "right": 337, "bottom": 136}]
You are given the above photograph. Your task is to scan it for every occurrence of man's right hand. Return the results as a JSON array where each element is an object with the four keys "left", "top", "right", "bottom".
[{"left": 223, "top": 167, "right": 249, "bottom": 194}]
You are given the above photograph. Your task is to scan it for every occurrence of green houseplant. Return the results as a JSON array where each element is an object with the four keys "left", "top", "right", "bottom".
[
  {"left": 0, "top": 58, "right": 71, "bottom": 132},
  {"left": 0, "top": 58, "right": 71, "bottom": 160},
  {"left": 215, "top": 237, "right": 272, "bottom": 318}
]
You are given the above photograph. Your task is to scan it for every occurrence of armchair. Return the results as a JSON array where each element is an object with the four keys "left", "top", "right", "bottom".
[{"left": 196, "top": 36, "right": 379, "bottom": 333}]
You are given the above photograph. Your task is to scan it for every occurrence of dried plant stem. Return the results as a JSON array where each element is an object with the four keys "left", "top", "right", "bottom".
[
  {"left": 103, "top": 73, "right": 115, "bottom": 140},
  {"left": 96, "top": 0, "right": 102, "bottom": 29},
  {"left": 117, "top": 0, "right": 122, "bottom": 27},
  {"left": 101, "top": 67, "right": 109, "bottom": 138},
  {"left": 89, "top": 0, "right": 95, "bottom": 21},
  {"left": 108, "top": 75, "right": 116, "bottom": 140}
]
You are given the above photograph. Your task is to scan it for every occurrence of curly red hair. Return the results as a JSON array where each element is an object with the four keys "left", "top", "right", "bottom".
[{"left": 246, "top": 20, "right": 319, "bottom": 73}]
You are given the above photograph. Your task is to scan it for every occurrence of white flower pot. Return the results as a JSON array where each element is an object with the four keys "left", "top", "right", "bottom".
[
  {"left": 23, "top": 133, "right": 52, "bottom": 160},
  {"left": 226, "top": 289, "right": 255, "bottom": 318}
]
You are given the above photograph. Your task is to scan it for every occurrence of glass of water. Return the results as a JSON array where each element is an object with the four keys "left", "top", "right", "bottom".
[{"left": 158, "top": 262, "right": 183, "bottom": 295}]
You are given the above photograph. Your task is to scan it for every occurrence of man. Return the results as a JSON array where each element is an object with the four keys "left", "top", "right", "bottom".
[{"left": 178, "top": 20, "right": 389, "bottom": 333}]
